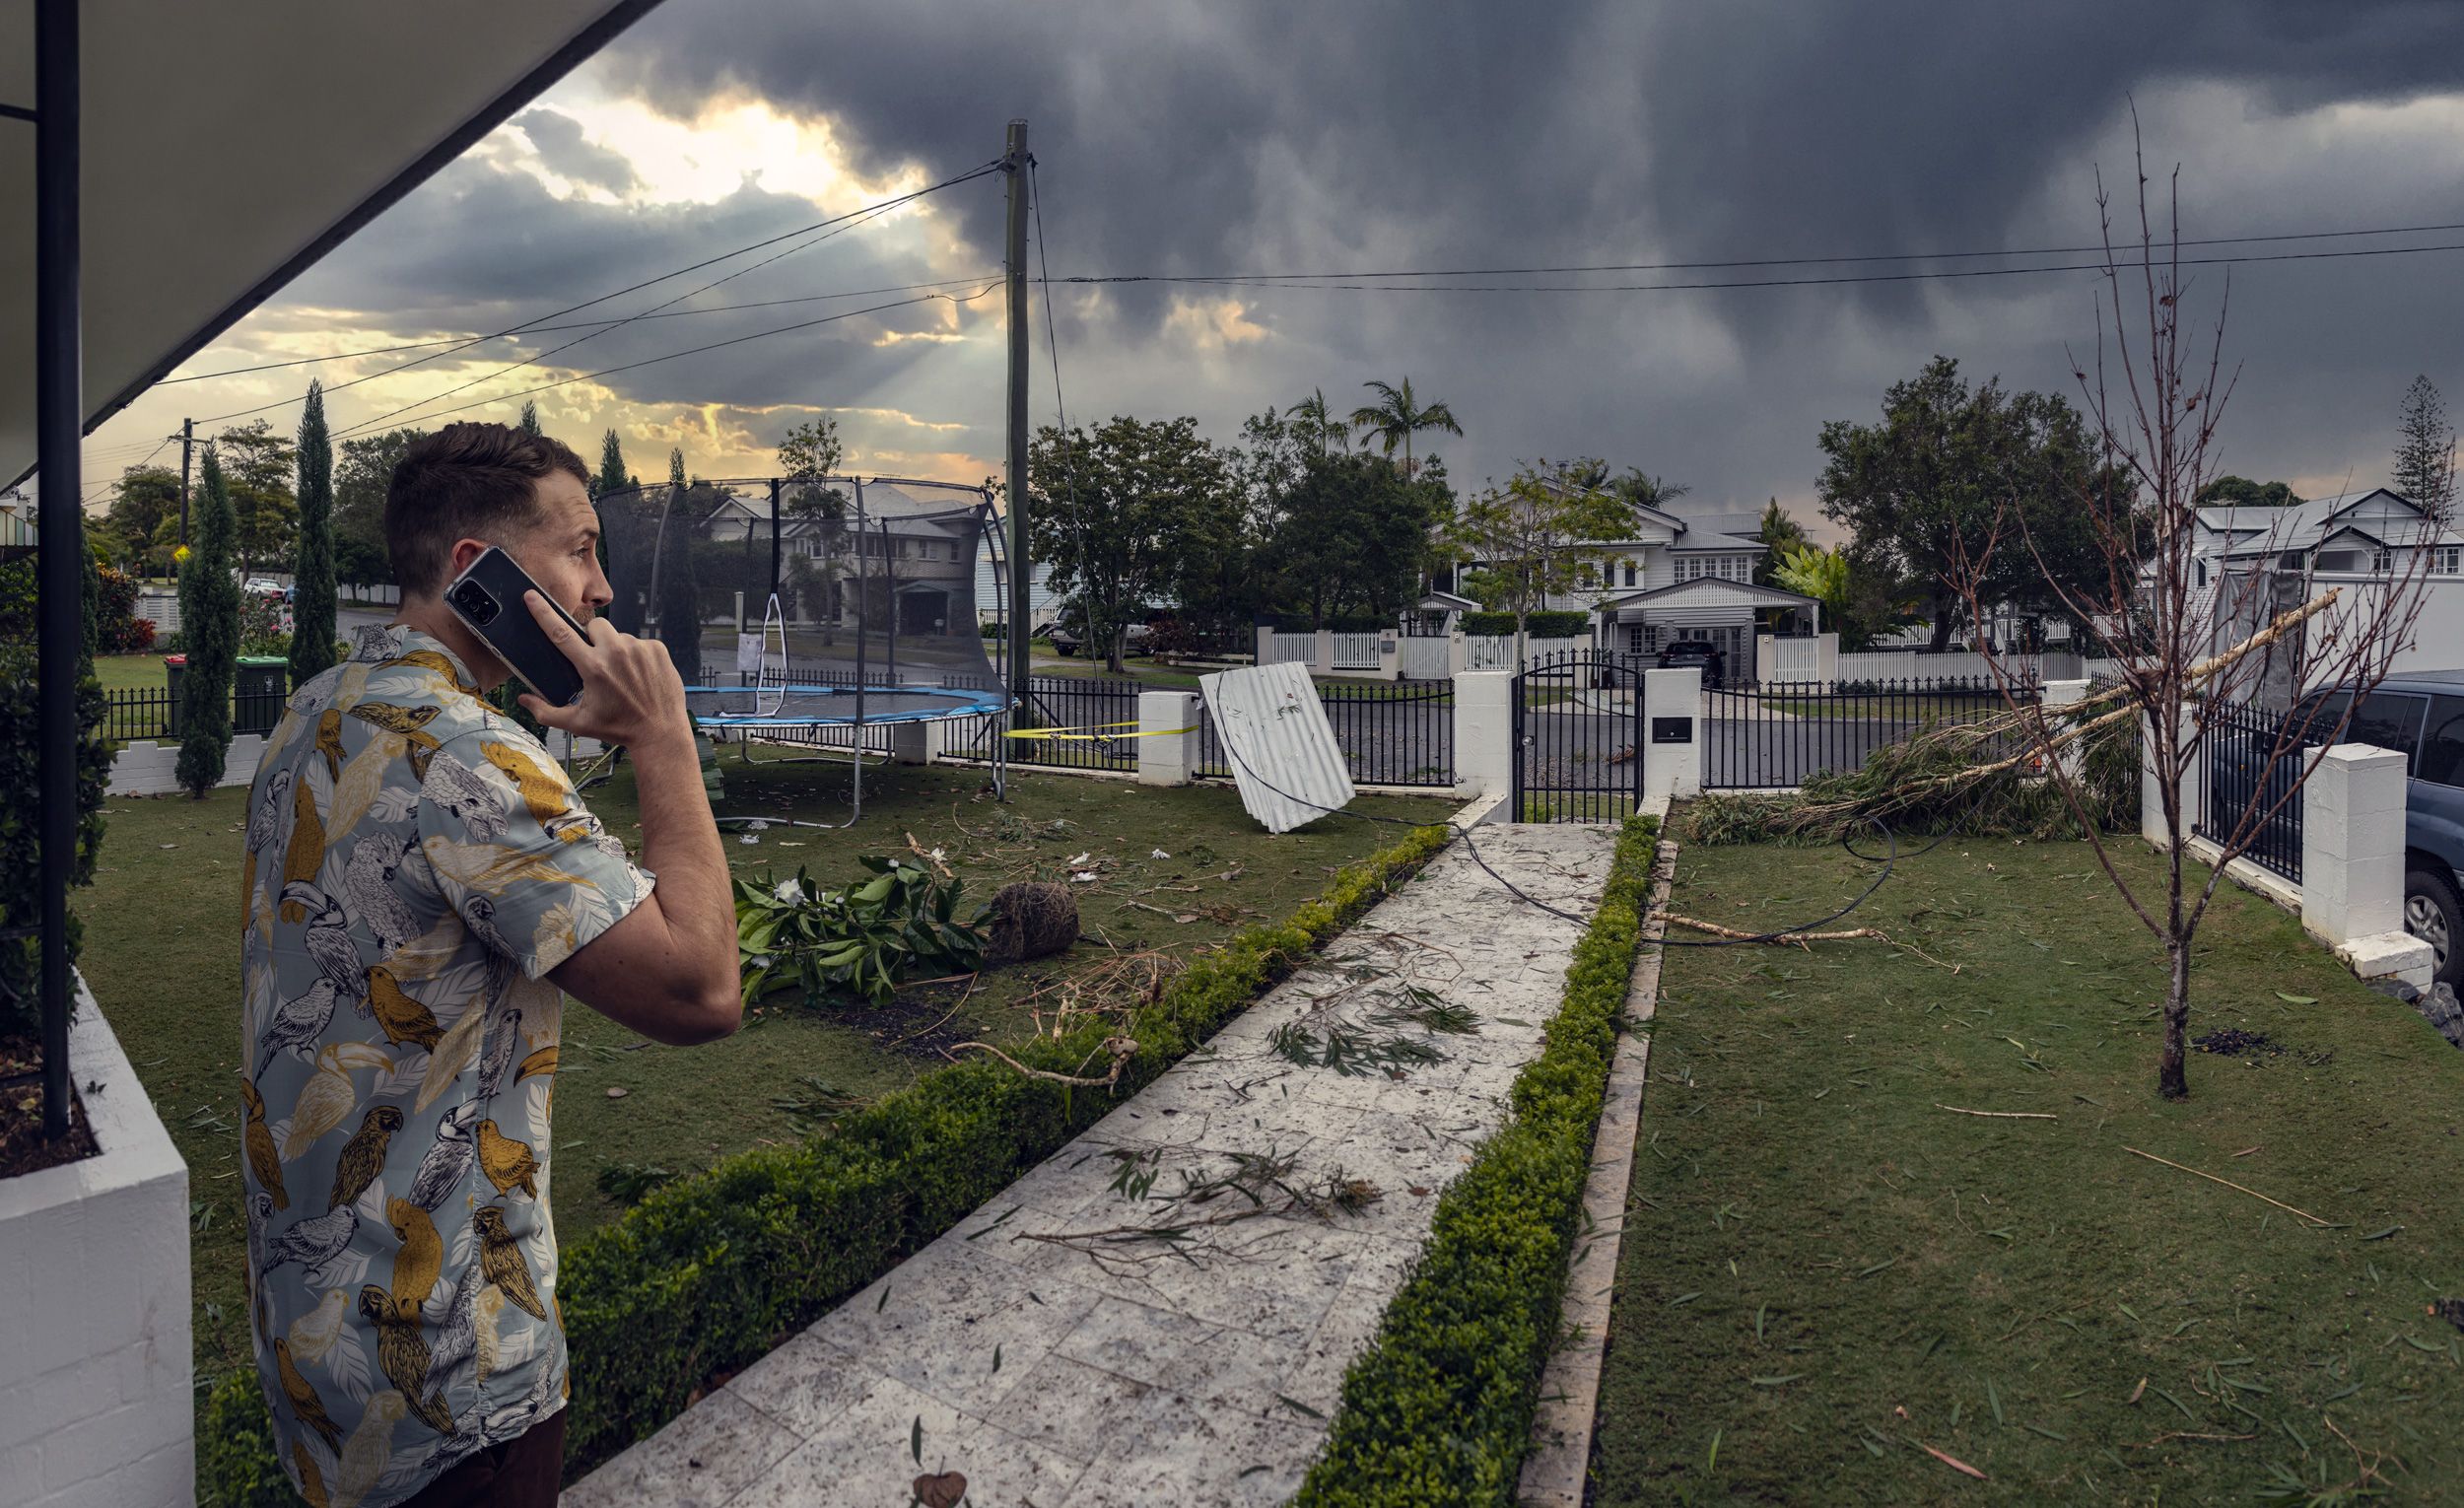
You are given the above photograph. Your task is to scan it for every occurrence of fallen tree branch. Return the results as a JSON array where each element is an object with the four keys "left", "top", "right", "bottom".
[
  {"left": 1914, "top": 1442, "right": 1989, "bottom": 1480},
  {"left": 2122, "top": 1145, "right": 2330, "bottom": 1225},
  {"left": 947, "top": 1035, "right": 1139, "bottom": 1092},
  {"left": 1653, "top": 914, "right": 1961, "bottom": 972},
  {"left": 1937, "top": 1105, "right": 2057, "bottom": 1120}
]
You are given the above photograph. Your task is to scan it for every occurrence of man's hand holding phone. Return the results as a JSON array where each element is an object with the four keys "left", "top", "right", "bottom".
[{"left": 513, "top": 590, "right": 693, "bottom": 756}]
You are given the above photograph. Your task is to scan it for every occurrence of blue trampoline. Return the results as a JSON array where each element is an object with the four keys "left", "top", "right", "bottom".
[{"left": 593, "top": 473, "right": 1021, "bottom": 821}]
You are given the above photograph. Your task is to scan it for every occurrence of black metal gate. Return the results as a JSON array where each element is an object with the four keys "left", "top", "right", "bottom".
[
  {"left": 1701, "top": 676, "right": 2026, "bottom": 789},
  {"left": 1513, "top": 651, "right": 1642, "bottom": 822}
]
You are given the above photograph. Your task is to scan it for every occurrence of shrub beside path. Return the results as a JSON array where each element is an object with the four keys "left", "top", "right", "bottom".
[{"left": 565, "top": 823, "right": 1616, "bottom": 1508}]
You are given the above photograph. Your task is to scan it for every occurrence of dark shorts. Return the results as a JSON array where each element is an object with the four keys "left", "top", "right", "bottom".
[{"left": 399, "top": 1410, "right": 566, "bottom": 1508}]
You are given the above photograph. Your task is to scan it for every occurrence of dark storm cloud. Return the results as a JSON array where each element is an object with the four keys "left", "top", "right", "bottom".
[
  {"left": 275, "top": 156, "right": 985, "bottom": 438},
  {"left": 240, "top": 0, "right": 2464, "bottom": 502},
  {"left": 514, "top": 108, "right": 645, "bottom": 197}
]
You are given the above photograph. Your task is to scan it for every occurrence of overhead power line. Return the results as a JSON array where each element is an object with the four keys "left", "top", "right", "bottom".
[
  {"left": 330, "top": 281, "right": 1002, "bottom": 439},
  {"left": 159, "top": 277, "right": 997, "bottom": 385},
  {"left": 192, "top": 159, "right": 1005, "bottom": 428},
  {"left": 1044, "top": 219, "right": 2464, "bottom": 291}
]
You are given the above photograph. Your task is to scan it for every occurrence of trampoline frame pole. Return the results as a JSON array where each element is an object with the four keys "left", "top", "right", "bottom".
[
  {"left": 852, "top": 478, "right": 865, "bottom": 821},
  {"left": 1004, "top": 119, "right": 1031, "bottom": 750}
]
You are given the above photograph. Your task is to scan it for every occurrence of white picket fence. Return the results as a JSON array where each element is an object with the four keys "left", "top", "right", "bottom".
[
  {"left": 1332, "top": 632, "right": 1382, "bottom": 670},
  {"left": 1265, "top": 632, "right": 1316, "bottom": 666},
  {"left": 1465, "top": 636, "right": 1587, "bottom": 671}
]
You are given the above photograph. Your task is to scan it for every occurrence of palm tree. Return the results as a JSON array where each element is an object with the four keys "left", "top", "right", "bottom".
[
  {"left": 1286, "top": 389, "right": 1348, "bottom": 457},
  {"left": 1350, "top": 378, "right": 1464, "bottom": 478}
]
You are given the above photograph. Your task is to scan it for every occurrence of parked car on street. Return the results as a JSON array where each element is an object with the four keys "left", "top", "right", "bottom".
[
  {"left": 2205, "top": 673, "right": 2464, "bottom": 987},
  {"left": 243, "top": 578, "right": 284, "bottom": 597},
  {"left": 1049, "top": 621, "right": 1153, "bottom": 657},
  {"left": 1655, "top": 639, "right": 1727, "bottom": 688}
]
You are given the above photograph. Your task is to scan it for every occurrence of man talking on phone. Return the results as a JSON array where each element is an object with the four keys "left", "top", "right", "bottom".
[{"left": 237, "top": 422, "right": 738, "bottom": 1506}]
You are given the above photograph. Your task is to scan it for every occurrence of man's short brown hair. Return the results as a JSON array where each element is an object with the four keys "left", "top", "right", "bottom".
[{"left": 386, "top": 423, "right": 591, "bottom": 597}]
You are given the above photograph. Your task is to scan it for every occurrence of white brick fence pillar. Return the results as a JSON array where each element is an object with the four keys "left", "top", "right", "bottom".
[
  {"left": 1135, "top": 691, "right": 1201, "bottom": 786},
  {"left": 2303, "top": 743, "right": 2434, "bottom": 986},
  {"left": 2141, "top": 710, "right": 2203, "bottom": 850},
  {"left": 1453, "top": 670, "right": 1514, "bottom": 799}
]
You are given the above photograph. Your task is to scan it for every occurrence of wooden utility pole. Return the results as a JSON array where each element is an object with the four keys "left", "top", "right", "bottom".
[
  {"left": 177, "top": 416, "right": 192, "bottom": 550},
  {"left": 1004, "top": 119, "right": 1030, "bottom": 720}
]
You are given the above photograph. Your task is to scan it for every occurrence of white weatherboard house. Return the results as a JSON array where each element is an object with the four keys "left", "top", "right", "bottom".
[
  {"left": 2193, "top": 489, "right": 2464, "bottom": 675},
  {"left": 1457, "top": 507, "right": 1820, "bottom": 663}
]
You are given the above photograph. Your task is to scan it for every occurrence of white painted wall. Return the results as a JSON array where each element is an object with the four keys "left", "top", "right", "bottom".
[{"left": 0, "top": 978, "right": 193, "bottom": 1508}]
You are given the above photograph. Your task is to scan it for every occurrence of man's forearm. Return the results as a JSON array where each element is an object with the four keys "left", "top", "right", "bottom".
[{"left": 626, "top": 727, "right": 736, "bottom": 987}]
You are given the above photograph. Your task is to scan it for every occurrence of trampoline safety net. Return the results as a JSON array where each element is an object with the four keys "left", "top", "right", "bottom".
[{"left": 593, "top": 475, "right": 1010, "bottom": 728}]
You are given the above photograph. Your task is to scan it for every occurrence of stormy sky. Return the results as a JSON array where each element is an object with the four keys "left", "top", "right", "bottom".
[{"left": 78, "top": 0, "right": 2464, "bottom": 523}]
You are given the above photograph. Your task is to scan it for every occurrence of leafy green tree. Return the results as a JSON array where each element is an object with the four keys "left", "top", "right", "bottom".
[
  {"left": 291, "top": 381, "right": 338, "bottom": 685},
  {"left": 212, "top": 418, "right": 300, "bottom": 577},
  {"left": 1751, "top": 499, "right": 1806, "bottom": 588},
  {"left": 106, "top": 464, "right": 182, "bottom": 576},
  {"left": 1284, "top": 390, "right": 1350, "bottom": 457},
  {"left": 1265, "top": 452, "right": 1447, "bottom": 626},
  {"left": 778, "top": 417, "right": 843, "bottom": 480},
  {"left": 1349, "top": 377, "right": 1463, "bottom": 479},
  {"left": 2193, "top": 475, "right": 2303, "bottom": 509},
  {"left": 78, "top": 530, "right": 100, "bottom": 676},
  {"left": 1606, "top": 467, "right": 1689, "bottom": 513},
  {"left": 2392, "top": 375, "right": 2455, "bottom": 516},
  {"left": 1028, "top": 415, "right": 1235, "bottom": 673},
  {"left": 518, "top": 399, "right": 543, "bottom": 437},
  {"left": 176, "top": 446, "right": 242, "bottom": 796},
  {"left": 1445, "top": 460, "right": 1644, "bottom": 639},
  {"left": 332, "top": 427, "right": 425, "bottom": 585},
  {"left": 595, "top": 429, "right": 633, "bottom": 499},
  {"left": 1816, "top": 356, "right": 2105, "bottom": 649}
]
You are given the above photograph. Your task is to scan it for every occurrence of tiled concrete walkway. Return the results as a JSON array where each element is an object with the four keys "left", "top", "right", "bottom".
[{"left": 567, "top": 823, "right": 1614, "bottom": 1508}]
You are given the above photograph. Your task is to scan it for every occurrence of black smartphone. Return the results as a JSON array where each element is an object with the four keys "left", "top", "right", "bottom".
[{"left": 443, "top": 547, "right": 587, "bottom": 707}]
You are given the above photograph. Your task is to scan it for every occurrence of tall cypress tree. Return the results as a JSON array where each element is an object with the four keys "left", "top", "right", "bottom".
[
  {"left": 656, "top": 444, "right": 701, "bottom": 684},
  {"left": 595, "top": 430, "right": 629, "bottom": 499},
  {"left": 78, "top": 528, "right": 100, "bottom": 678},
  {"left": 519, "top": 400, "right": 543, "bottom": 437},
  {"left": 176, "top": 446, "right": 242, "bottom": 795},
  {"left": 290, "top": 379, "right": 338, "bottom": 686}
]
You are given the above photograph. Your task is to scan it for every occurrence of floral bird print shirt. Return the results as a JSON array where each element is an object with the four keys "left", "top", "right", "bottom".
[{"left": 240, "top": 626, "right": 650, "bottom": 1507}]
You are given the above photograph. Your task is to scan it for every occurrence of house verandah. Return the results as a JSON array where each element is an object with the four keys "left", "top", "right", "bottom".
[{"left": 1592, "top": 577, "right": 1822, "bottom": 667}]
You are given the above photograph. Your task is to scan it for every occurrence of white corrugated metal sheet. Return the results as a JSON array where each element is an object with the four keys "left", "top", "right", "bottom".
[{"left": 1199, "top": 662, "right": 1356, "bottom": 834}]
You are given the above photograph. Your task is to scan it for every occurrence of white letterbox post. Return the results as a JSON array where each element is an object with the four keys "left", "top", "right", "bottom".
[
  {"left": 1454, "top": 669, "right": 1515, "bottom": 799},
  {"left": 1642, "top": 666, "right": 1703, "bottom": 802}
]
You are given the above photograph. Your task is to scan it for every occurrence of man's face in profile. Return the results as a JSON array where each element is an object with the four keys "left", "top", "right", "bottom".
[{"left": 506, "top": 470, "right": 611, "bottom": 626}]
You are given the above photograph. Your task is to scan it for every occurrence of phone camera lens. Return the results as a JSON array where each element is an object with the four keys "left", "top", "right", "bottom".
[{"left": 452, "top": 581, "right": 499, "bottom": 625}]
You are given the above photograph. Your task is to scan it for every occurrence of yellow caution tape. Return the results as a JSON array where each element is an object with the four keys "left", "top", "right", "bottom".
[{"left": 1003, "top": 720, "right": 1199, "bottom": 741}]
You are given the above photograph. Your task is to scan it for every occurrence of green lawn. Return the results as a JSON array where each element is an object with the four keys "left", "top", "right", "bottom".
[
  {"left": 1593, "top": 831, "right": 2464, "bottom": 1504},
  {"left": 95, "top": 651, "right": 172, "bottom": 693},
  {"left": 73, "top": 752, "right": 1450, "bottom": 1440}
]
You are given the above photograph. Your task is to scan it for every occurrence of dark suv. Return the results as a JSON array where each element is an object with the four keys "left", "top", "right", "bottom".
[
  {"left": 1656, "top": 640, "right": 1728, "bottom": 688},
  {"left": 2212, "top": 674, "right": 2464, "bottom": 987}
]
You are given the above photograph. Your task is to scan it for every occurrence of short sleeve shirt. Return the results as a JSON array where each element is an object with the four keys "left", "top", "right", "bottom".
[{"left": 240, "top": 626, "right": 651, "bottom": 1507}]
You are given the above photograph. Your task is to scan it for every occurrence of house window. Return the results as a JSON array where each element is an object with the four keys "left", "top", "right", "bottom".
[
  {"left": 2437, "top": 546, "right": 2461, "bottom": 576},
  {"left": 2373, "top": 549, "right": 2392, "bottom": 573},
  {"left": 1623, "top": 559, "right": 1637, "bottom": 587},
  {"left": 2195, "top": 560, "right": 2208, "bottom": 587}
]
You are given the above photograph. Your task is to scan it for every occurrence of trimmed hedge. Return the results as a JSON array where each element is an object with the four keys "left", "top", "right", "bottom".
[
  {"left": 201, "top": 820, "right": 1452, "bottom": 1500},
  {"left": 1295, "top": 810, "right": 1660, "bottom": 1508},
  {"left": 1461, "top": 610, "right": 1590, "bottom": 640}
]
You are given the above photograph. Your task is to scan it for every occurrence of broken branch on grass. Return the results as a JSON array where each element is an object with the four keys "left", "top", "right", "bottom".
[
  {"left": 2121, "top": 1146, "right": 2330, "bottom": 1225},
  {"left": 1915, "top": 1442, "right": 1988, "bottom": 1480},
  {"left": 1654, "top": 914, "right": 1962, "bottom": 972},
  {"left": 1937, "top": 1105, "right": 2058, "bottom": 1120},
  {"left": 2129, "top": 1432, "right": 2257, "bottom": 1447},
  {"left": 948, "top": 1035, "right": 1139, "bottom": 1092},
  {"left": 891, "top": 972, "right": 982, "bottom": 1045}
]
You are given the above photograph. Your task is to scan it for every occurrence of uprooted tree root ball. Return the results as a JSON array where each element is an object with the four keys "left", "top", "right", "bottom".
[{"left": 988, "top": 880, "right": 1079, "bottom": 963}]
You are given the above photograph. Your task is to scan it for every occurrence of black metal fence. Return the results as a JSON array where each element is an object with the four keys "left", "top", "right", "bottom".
[
  {"left": 2195, "top": 700, "right": 2304, "bottom": 882},
  {"left": 1512, "top": 651, "right": 1642, "bottom": 823},
  {"left": 938, "top": 674, "right": 1143, "bottom": 773},
  {"left": 1198, "top": 679, "right": 1456, "bottom": 788},
  {"left": 104, "top": 682, "right": 290, "bottom": 742},
  {"left": 1702, "top": 675, "right": 2033, "bottom": 789}
]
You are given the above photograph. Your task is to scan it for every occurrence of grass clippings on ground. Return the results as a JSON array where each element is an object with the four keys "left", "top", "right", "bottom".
[{"left": 1591, "top": 830, "right": 2464, "bottom": 1504}]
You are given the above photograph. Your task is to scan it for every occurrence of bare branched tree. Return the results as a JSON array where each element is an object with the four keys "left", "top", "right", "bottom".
[{"left": 1946, "top": 125, "right": 2435, "bottom": 1101}]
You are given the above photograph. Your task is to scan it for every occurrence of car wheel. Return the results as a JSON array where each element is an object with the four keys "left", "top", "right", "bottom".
[{"left": 2405, "top": 868, "right": 2464, "bottom": 988}]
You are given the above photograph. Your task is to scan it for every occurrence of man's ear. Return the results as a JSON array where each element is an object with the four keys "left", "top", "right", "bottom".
[{"left": 447, "top": 538, "right": 495, "bottom": 580}]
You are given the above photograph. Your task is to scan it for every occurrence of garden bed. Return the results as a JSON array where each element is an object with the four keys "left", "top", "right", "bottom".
[
  {"left": 1592, "top": 832, "right": 2464, "bottom": 1502},
  {"left": 74, "top": 750, "right": 1451, "bottom": 1493}
]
